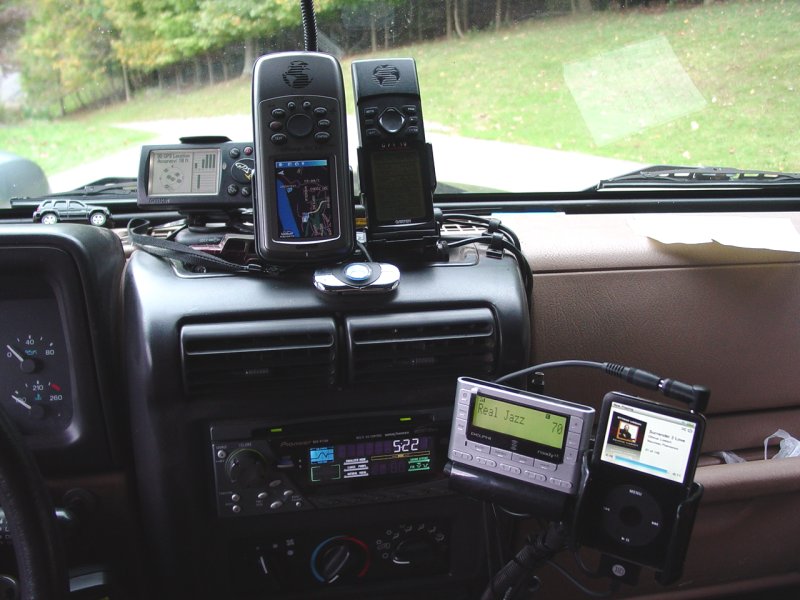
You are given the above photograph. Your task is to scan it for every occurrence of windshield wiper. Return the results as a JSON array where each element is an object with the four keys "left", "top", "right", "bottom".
[{"left": 596, "top": 165, "right": 800, "bottom": 190}]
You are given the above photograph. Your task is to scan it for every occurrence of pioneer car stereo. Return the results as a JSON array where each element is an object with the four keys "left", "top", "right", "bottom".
[{"left": 210, "top": 410, "right": 451, "bottom": 518}]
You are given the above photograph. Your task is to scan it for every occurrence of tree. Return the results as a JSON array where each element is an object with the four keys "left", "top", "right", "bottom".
[
  {"left": 19, "top": 0, "right": 115, "bottom": 115},
  {"left": 197, "top": 0, "right": 300, "bottom": 77}
]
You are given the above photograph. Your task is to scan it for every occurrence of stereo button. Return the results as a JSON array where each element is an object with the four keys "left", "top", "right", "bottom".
[
  {"left": 491, "top": 448, "right": 512, "bottom": 460},
  {"left": 569, "top": 416, "right": 583, "bottom": 433},
  {"left": 566, "top": 432, "right": 582, "bottom": 448},
  {"left": 269, "top": 500, "right": 283, "bottom": 510},
  {"left": 455, "top": 419, "right": 466, "bottom": 433},
  {"left": 525, "top": 470, "right": 547, "bottom": 483},
  {"left": 466, "top": 442, "right": 490, "bottom": 454},
  {"left": 452, "top": 449, "right": 473, "bottom": 461},
  {"left": 456, "top": 407, "right": 468, "bottom": 420},
  {"left": 534, "top": 459, "right": 557, "bottom": 472},
  {"left": 564, "top": 448, "right": 579, "bottom": 464},
  {"left": 511, "top": 453, "right": 534, "bottom": 467},
  {"left": 474, "top": 456, "right": 497, "bottom": 468},
  {"left": 499, "top": 463, "right": 521, "bottom": 475}
]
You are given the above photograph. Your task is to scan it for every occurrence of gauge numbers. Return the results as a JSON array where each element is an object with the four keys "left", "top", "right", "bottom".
[{"left": 1, "top": 298, "right": 73, "bottom": 436}]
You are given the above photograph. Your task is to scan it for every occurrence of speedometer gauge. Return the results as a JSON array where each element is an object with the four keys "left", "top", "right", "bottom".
[{"left": 0, "top": 301, "right": 73, "bottom": 436}]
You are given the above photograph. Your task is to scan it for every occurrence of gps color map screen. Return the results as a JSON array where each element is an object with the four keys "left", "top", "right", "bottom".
[{"left": 274, "top": 159, "right": 334, "bottom": 240}]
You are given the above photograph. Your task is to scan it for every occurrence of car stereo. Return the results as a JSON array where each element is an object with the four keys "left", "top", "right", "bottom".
[{"left": 210, "top": 410, "right": 451, "bottom": 518}]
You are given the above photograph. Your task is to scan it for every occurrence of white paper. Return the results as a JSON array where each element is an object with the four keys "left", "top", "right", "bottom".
[{"left": 628, "top": 215, "right": 800, "bottom": 253}]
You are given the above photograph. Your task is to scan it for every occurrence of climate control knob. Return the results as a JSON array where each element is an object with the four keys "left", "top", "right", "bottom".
[
  {"left": 311, "top": 536, "right": 371, "bottom": 584},
  {"left": 224, "top": 449, "right": 269, "bottom": 489}
]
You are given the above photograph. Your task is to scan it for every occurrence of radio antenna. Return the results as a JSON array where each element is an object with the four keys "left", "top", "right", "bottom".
[{"left": 300, "top": 0, "right": 319, "bottom": 52}]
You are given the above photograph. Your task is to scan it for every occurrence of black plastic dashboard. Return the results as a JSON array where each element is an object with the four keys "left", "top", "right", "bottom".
[
  {"left": 121, "top": 239, "right": 530, "bottom": 598},
  {"left": 0, "top": 225, "right": 124, "bottom": 474}
]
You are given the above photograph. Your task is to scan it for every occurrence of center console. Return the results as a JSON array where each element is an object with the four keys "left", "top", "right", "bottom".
[{"left": 122, "top": 244, "right": 530, "bottom": 599}]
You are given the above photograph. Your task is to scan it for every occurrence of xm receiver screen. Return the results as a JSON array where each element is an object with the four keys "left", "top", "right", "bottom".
[
  {"left": 148, "top": 149, "right": 220, "bottom": 196},
  {"left": 600, "top": 401, "right": 698, "bottom": 484},
  {"left": 274, "top": 159, "right": 334, "bottom": 240},
  {"left": 472, "top": 394, "right": 567, "bottom": 449},
  {"left": 307, "top": 435, "right": 433, "bottom": 484},
  {"left": 370, "top": 148, "right": 426, "bottom": 223}
]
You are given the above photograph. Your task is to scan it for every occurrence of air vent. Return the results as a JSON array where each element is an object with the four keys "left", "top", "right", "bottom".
[
  {"left": 181, "top": 318, "right": 336, "bottom": 396},
  {"left": 346, "top": 309, "right": 497, "bottom": 384}
]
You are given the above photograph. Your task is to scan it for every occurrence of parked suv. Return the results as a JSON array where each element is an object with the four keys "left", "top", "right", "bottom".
[{"left": 33, "top": 199, "right": 112, "bottom": 227}]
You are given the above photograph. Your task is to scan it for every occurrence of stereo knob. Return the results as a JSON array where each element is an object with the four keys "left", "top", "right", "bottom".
[
  {"left": 225, "top": 449, "right": 269, "bottom": 489},
  {"left": 311, "top": 536, "right": 370, "bottom": 584}
]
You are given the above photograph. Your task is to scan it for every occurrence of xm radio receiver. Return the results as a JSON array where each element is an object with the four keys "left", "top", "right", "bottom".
[{"left": 448, "top": 377, "right": 594, "bottom": 495}]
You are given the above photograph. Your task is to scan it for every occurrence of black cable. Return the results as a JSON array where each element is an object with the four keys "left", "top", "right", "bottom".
[
  {"left": 299, "top": 0, "right": 318, "bottom": 52},
  {"left": 495, "top": 360, "right": 604, "bottom": 385},
  {"left": 494, "top": 359, "right": 708, "bottom": 409},
  {"left": 546, "top": 560, "right": 619, "bottom": 598},
  {"left": 447, "top": 236, "right": 533, "bottom": 309},
  {"left": 356, "top": 239, "right": 373, "bottom": 262},
  {"left": 443, "top": 213, "right": 522, "bottom": 249}
]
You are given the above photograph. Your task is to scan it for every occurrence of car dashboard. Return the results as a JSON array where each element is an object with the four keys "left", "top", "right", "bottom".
[{"left": 3, "top": 205, "right": 800, "bottom": 599}]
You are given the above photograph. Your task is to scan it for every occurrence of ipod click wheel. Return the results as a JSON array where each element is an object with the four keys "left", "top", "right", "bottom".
[{"left": 314, "top": 262, "right": 400, "bottom": 294}]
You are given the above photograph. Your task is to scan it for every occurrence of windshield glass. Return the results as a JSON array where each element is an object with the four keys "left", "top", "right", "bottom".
[{"left": 0, "top": 0, "right": 797, "bottom": 198}]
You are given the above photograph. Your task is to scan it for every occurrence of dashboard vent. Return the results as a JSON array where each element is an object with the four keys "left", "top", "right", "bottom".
[
  {"left": 181, "top": 318, "right": 337, "bottom": 395},
  {"left": 346, "top": 309, "right": 497, "bottom": 383}
]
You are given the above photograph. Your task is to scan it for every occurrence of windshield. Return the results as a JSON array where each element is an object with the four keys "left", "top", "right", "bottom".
[{"left": 0, "top": 0, "right": 797, "bottom": 198}]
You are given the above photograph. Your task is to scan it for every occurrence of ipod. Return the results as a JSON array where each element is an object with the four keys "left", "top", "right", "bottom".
[{"left": 575, "top": 392, "right": 705, "bottom": 572}]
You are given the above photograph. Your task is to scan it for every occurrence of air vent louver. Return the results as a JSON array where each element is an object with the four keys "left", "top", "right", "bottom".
[
  {"left": 346, "top": 309, "right": 497, "bottom": 383},
  {"left": 181, "top": 318, "right": 337, "bottom": 396}
]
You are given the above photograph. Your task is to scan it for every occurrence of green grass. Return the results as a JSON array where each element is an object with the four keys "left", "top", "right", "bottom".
[{"left": 1, "top": 0, "right": 798, "bottom": 179}]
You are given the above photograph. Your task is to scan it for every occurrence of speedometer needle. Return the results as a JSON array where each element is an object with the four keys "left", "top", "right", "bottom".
[
  {"left": 12, "top": 394, "right": 32, "bottom": 410},
  {"left": 6, "top": 344, "right": 24, "bottom": 362}
]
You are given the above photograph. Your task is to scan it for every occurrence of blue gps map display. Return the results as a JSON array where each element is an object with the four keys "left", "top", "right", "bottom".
[{"left": 274, "top": 159, "right": 334, "bottom": 240}]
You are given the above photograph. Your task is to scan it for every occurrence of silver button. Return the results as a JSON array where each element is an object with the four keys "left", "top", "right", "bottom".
[
  {"left": 569, "top": 416, "right": 583, "bottom": 433},
  {"left": 467, "top": 442, "right": 490, "bottom": 454},
  {"left": 232, "top": 505, "right": 242, "bottom": 514},
  {"left": 534, "top": 459, "right": 557, "bottom": 472},
  {"left": 564, "top": 448, "right": 578, "bottom": 465},
  {"left": 231, "top": 494, "right": 241, "bottom": 502},
  {"left": 566, "top": 432, "right": 581, "bottom": 448},
  {"left": 525, "top": 470, "right": 546, "bottom": 483},
  {"left": 270, "top": 500, "right": 283, "bottom": 510},
  {"left": 511, "top": 453, "right": 534, "bottom": 466},
  {"left": 491, "top": 448, "right": 512, "bottom": 460}
]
